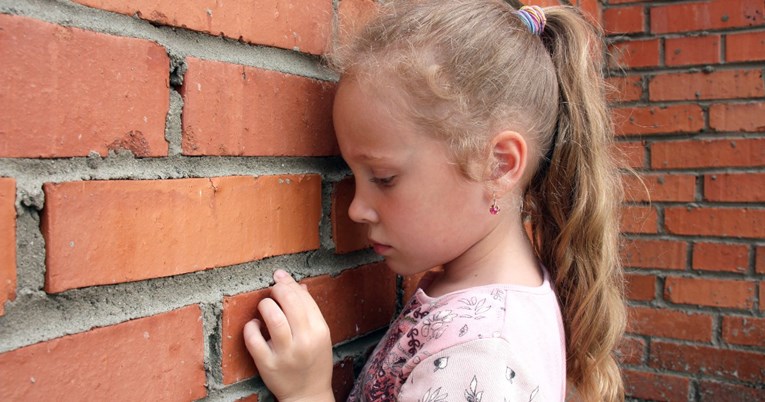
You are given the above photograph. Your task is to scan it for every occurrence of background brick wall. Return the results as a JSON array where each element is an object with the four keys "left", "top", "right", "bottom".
[{"left": 0, "top": 0, "right": 762, "bottom": 401}]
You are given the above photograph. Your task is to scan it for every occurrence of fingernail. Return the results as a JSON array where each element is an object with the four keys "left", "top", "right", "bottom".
[{"left": 274, "top": 269, "right": 288, "bottom": 280}]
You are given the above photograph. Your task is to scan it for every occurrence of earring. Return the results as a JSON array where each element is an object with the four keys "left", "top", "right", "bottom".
[{"left": 489, "top": 194, "right": 500, "bottom": 215}]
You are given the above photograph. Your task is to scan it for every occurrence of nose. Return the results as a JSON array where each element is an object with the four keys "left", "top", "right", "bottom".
[{"left": 348, "top": 185, "right": 378, "bottom": 224}]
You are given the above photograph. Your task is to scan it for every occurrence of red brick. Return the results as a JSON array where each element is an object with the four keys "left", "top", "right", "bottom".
[
  {"left": 665, "top": 35, "right": 721, "bottom": 66},
  {"left": 613, "top": 141, "right": 646, "bottom": 169},
  {"left": 651, "top": 0, "right": 765, "bottom": 34},
  {"left": 664, "top": 277, "right": 755, "bottom": 309},
  {"left": 0, "top": 14, "right": 169, "bottom": 158},
  {"left": 622, "top": 173, "right": 696, "bottom": 202},
  {"left": 665, "top": 207, "right": 765, "bottom": 239},
  {"left": 0, "top": 178, "right": 15, "bottom": 315},
  {"left": 573, "top": 0, "right": 601, "bottom": 23},
  {"left": 42, "top": 175, "right": 321, "bottom": 293},
  {"left": 614, "top": 105, "right": 704, "bottom": 136},
  {"left": 761, "top": 283, "right": 765, "bottom": 312},
  {"left": 649, "top": 341, "right": 765, "bottom": 383},
  {"left": 623, "top": 369, "right": 691, "bottom": 401},
  {"left": 338, "top": 0, "right": 379, "bottom": 44},
  {"left": 402, "top": 269, "right": 439, "bottom": 302},
  {"left": 524, "top": 0, "right": 563, "bottom": 6},
  {"left": 705, "top": 173, "right": 765, "bottom": 202},
  {"left": 181, "top": 58, "right": 337, "bottom": 156},
  {"left": 625, "top": 273, "right": 655, "bottom": 301},
  {"left": 609, "top": 39, "right": 660, "bottom": 69},
  {"left": 606, "top": 76, "right": 643, "bottom": 103},
  {"left": 727, "top": 31, "right": 765, "bottom": 62},
  {"left": 621, "top": 239, "right": 687, "bottom": 270},
  {"left": 621, "top": 205, "right": 658, "bottom": 234},
  {"left": 617, "top": 336, "right": 645, "bottom": 366},
  {"left": 220, "top": 263, "right": 396, "bottom": 384},
  {"left": 651, "top": 138, "right": 765, "bottom": 169},
  {"left": 692, "top": 242, "right": 749, "bottom": 273},
  {"left": 699, "top": 381, "right": 765, "bottom": 401},
  {"left": 0, "top": 306, "right": 206, "bottom": 400},
  {"left": 235, "top": 395, "right": 259, "bottom": 402},
  {"left": 627, "top": 306, "right": 713, "bottom": 342},
  {"left": 603, "top": 6, "right": 645, "bottom": 34},
  {"left": 722, "top": 316, "right": 765, "bottom": 347},
  {"left": 650, "top": 69, "right": 764, "bottom": 102},
  {"left": 332, "top": 177, "right": 370, "bottom": 254},
  {"left": 332, "top": 357, "right": 356, "bottom": 401},
  {"left": 758, "top": 246, "right": 765, "bottom": 274},
  {"left": 72, "top": 0, "right": 331, "bottom": 54},
  {"left": 710, "top": 102, "right": 765, "bottom": 133}
]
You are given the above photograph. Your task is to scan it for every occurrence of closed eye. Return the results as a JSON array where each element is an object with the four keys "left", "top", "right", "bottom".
[{"left": 370, "top": 176, "right": 396, "bottom": 187}]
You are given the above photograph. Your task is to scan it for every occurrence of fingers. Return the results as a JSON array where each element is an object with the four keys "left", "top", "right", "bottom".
[
  {"left": 258, "top": 297, "right": 293, "bottom": 351},
  {"left": 243, "top": 319, "right": 271, "bottom": 362}
]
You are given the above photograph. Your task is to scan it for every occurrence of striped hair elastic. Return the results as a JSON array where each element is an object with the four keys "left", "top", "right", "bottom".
[{"left": 516, "top": 5, "right": 547, "bottom": 35}]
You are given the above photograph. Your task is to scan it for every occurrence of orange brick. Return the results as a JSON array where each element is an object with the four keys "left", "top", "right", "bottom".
[
  {"left": 609, "top": 39, "right": 660, "bottom": 69},
  {"left": 616, "top": 336, "right": 645, "bottom": 366},
  {"left": 710, "top": 102, "right": 765, "bottom": 133},
  {"left": 649, "top": 69, "right": 764, "bottom": 102},
  {"left": 603, "top": 6, "right": 645, "bottom": 34},
  {"left": 665, "top": 35, "right": 721, "bottom": 66},
  {"left": 624, "top": 273, "right": 655, "bottom": 301},
  {"left": 0, "top": 306, "right": 206, "bottom": 400},
  {"left": 665, "top": 207, "right": 765, "bottom": 239},
  {"left": 613, "top": 105, "right": 704, "bottom": 136},
  {"left": 621, "top": 239, "right": 687, "bottom": 270},
  {"left": 606, "top": 76, "right": 643, "bottom": 103},
  {"left": 651, "top": 138, "right": 765, "bottom": 170},
  {"left": 651, "top": 0, "right": 765, "bottom": 34},
  {"left": 613, "top": 141, "right": 646, "bottom": 169},
  {"left": 220, "top": 263, "right": 396, "bottom": 384},
  {"left": 332, "top": 177, "right": 370, "bottom": 254},
  {"left": 627, "top": 306, "right": 713, "bottom": 342},
  {"left": 621, "top": 205, "right": 658, "bottom": 234},
  {"left": 42, "top": 176, "right": 321, "bottom": 293},
  {"left": 664, "top": 277, "right": 755, "bottom": 309},
  {"left": 72, "top": 0, "right": 332, "bottom": 54},
  {"left": 705, "top": 173, "right": 765, "bottom": 202},
  {"left": 722, "top": 316, "right": 765, "bottom": 347},
  {"left": 573, "top": 0, "right": 601, "bottom": 23},
  {"left": 0, "top": 14, "right": 169, "bottom": 158},
  {"left": 693, "top": 242, "right": 749, "bottom": 273},
  {"left": 338, "top": 0, "right": 379, "bottom": 44},
  {"left": 622, "top": 173, "right": 696, "bottom": 202},
  {"left": 181, "top": 58, "right": 337, "bottom": 156},
  {"left": 650, "top": 341, "right": 765, "bottom": 383},
  {"left": 235, "top": 395, "right": 259, "bottom": 402},
  {"left": 727, "top": 31, "right": 765, "bottom": 62},
  {"left": 0, "top": 178, "right": 15, "bottom": 315},
  {"left": 623, "top": 369, "right": 691, "bottom": 401}
]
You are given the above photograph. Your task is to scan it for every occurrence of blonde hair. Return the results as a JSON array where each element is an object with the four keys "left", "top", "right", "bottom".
[{"left": 329, "top": 1, "right": 626, "bottom": 400}]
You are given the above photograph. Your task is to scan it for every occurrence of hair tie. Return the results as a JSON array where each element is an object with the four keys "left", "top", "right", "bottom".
[{"left": 516, "top": 5, "right": 546, "bottom": 35}]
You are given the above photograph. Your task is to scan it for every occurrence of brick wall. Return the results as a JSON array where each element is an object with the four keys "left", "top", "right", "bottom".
[{"left": 0, "top": 0, "right": 763, "bottom": 401}]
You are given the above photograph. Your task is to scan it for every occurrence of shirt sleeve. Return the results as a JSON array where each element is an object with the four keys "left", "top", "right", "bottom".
[{"left": 397, "top": 337, "right": 546, "bottom": 402}]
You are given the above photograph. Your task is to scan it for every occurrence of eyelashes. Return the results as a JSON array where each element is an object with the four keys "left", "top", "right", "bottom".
[{"left": 370, "top": 176, "right": 396, "bottom": 187}]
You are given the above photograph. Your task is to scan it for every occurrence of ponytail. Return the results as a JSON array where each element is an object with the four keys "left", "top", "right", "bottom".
[{"left": 525, "top": 7, "right": 626, "bottom": 401}]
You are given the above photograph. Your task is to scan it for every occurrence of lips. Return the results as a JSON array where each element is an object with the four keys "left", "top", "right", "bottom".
[{"left": 371, "top": 241, "right": 392, "bottom": 255}]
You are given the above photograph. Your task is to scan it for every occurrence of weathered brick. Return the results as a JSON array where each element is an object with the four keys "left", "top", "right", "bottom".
[
  {"left": 757, "top": 246, "right": 765, "bottom": 274},
  {"left": 649, "top": 69, "right": 764, "bottom": 101},
  {"left": 699, "top": 381, "right": 765, "bottom": 401},
  {"left": 649, "top": 341, "right": 765, "bottom": 383},
  {"left": 42, "top": 176, "right": 321, "bottom": 293},
  {"left": 705, "top": 173, "right": 765, "bottom": 202},
  {"left": 72, "top": 0, "right": 332, "bottom": 54},
  {"left": 614, "top": 105, "right": 704, "bottom": 136},
  {"left": 0, "top": 306, "right": 206, "bottom": 400},
  {"left": 651, "top": 138, "right": 765, "bottom": 169},
  {"left": 665, "top": 207, "right": 765, "bottom": 239},
  {"left": 627, "top": 306, "right": 713, "bottom": 342},
  {"left": 651, "top": 0, "right": 765, "bottom": 34},
  {"left": 606, "top": 75, "right": 643, "bottom": 103},
  {"left": 664, "top": 277, "right": 755, "bottom": 309},
  {"left": 332, "top": 357, "right": 356, "bottom": 401},
  {"left": 621, "top": 205, "right": 658, "bottom": 234},
  {"left": 220, "top": 263, "right": 396, "bottom": 384},
  {"left": 722, "top": 316, "right": 765, "bottom": 347},
  {"left": 621, "top": 239, "right": 687, "bottom": 270},
  {"left": 613, "top": 141, "right": 646, "bottom": 169},
  {"left": 0, "top": 178, "right": 15, "bottom": 315},
  {"left": 332, "top": 177, "right": 370, "bottom": 254},
  {"left": 692, "top": 242, "right": 749, "bottom": 273},
  {"left": 622, "top": 173, "right": 696, "bottom": 202},
  {"left": 727, "top": 31, "right": 765, "bottom": 62},
  {"left": 0, "top": 14, "right": 169, "bottom": 158},
  {"left": 181, "top": 58, "right": 337, "bottom": 156},
  {"left": 710, "top": 102, "right": 765, "bottom": 133},
  {"left": 603, "top": 6, "right": 644, "bottom": 34},
  {"left": 617, "top": 336, "right": 645, "bottom": 366},
  {"left": 624, "top": 273, "right": 655, "bottom": 302},
  {"left": 609, "top": 39, "right": 660, "bottom": 69},
  {"left": 623, "top": 369, "right": 691, "bottom": 402},
  {"left": 665, "top": 35, "right": 721, "bottom": 66}
]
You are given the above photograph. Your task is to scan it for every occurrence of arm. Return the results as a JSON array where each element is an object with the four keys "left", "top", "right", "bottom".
[{"left": 243, "top": 270, "right": 334, "bottom": 402}]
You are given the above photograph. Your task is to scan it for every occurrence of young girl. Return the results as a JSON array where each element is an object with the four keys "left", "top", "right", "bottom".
[{"left": 243, "top": 0, "right": 626, "bottom": 400}]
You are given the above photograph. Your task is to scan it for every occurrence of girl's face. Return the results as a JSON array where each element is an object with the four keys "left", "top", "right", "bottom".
[{"left": 333, "top": 77, "right": 496, "bottom": 276}]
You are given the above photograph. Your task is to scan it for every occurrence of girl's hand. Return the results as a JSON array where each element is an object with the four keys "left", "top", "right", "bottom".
[{"left": 243, "top": 270, "right": 334, "bottom": 402}]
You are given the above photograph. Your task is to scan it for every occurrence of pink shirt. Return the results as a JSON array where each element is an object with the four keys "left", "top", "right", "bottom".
[{"left": 348, "top": 268, "right": 566, "bottom": 401}]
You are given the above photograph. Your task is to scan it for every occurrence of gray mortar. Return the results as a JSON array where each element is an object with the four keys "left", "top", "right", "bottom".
[
  {"left": 14, "top": 211, "right": 46, "bottom": 291},
  {"left": 202, "top": 301, "right": 225, "bottom": 390},
  {"left": 165, "top": 89, "right": 184, "bottom": 156},
  {"left": 0, "top": 0, "right": 338, "bottom": 82}
]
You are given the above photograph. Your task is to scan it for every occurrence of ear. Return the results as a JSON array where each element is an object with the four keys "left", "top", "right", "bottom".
[{"left": 487, "top": 130, "right": 528, "bottom": 196}]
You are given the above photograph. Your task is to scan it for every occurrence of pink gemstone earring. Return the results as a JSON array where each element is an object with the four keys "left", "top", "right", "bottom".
[{"left": 489, "top": 194, "right": 500, "bottom": 215}]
